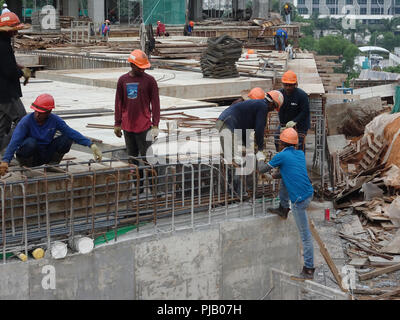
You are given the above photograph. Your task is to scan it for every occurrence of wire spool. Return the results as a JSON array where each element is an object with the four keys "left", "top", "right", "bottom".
[{"left": 50, "top": 241, "right": 68, "bottom": 259}]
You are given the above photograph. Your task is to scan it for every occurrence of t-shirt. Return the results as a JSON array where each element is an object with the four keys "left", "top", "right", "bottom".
[
  {"left": 114, "top": 72, "right": 160, "bottom": 133},
  {"left": 278, "top": 87, "right": 310, "bottom": 133},
  {"left": 2, "top": 113, "right": 92, "bottom": 163},
  {"left": 268, "top": 146, "right": 314, "bottom": 203},
  {"left": 218, "top": 99, "right": 270, "bottom": 151},
  {"left": 276, "top": 29, "right": 288, "bottom": 39}
]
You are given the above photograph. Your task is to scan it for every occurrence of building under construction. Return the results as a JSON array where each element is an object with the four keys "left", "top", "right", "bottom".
[{"left": 0, "top": 1, "right": 400, "bottom": 301}]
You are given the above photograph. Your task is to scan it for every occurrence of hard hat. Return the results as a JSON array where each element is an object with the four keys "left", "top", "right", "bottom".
[
  {"left": 30, "top": 94, "right": 55, "bottom": 113},
  {"left": 105, "top": 19, "right": 110, "bottom": 23},
  {"left": 282, "top": 70, "right": 297, "bottom": 84},
  {"left": 0, "top": 12, "right": 28, "bottom": 32},
  {"left": 3, "top": 3, "right": 7, "bottom": 7},
  {"left": 247, "top": 49, "right": 255, "bottom": 54},
  {"left": 285, "top": 4, "right": 288, "bottom": 8},
  {"left": 157, "top": 21, "right": 161, "bottom": 24},
  {"left": 248, "top": 87, "right": 265, "bottom": 100},
  {"left": 127, "top": 49, "right": 151, "bottom": 69},
  {"left": 189, "top": 21, "right": 194, "bottom": 27},
  {"left": 280, "top": 128, "right": 298, "bottom": 145},
  {"left": 266, "top": 90, "right": 284, "bottom": 110}
]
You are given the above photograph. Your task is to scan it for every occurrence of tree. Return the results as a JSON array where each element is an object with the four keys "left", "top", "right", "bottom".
[
  {"left": 299, "top": 35, "right": 318, "bottom": 51},
  {"left": 342, "top": 43, "right": 360, "bottom": 72}
]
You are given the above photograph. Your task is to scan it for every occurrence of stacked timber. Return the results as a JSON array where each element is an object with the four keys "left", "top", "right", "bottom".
[
  {"left": 200, "top": 35, "right": 242, "bottom": 78},
  {"left": 153, "top": 42, "right": 208, "bottom": 59}
]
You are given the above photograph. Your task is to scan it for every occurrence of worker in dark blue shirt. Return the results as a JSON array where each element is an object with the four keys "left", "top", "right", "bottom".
[
  {"left": 0, "top": 94, "right": 102, "bottom": 175},
  {"left": 274, "top": 28, "right": 288, "bottom": 51},
  {"left": 275, "top": 70, "right": 310, "bottom": 153},
  {"left": 258, "top": 128, "right": 315, "bottom": 280},
  {"left": 216, "top": 90, "right": 284, "bottom": 165}
]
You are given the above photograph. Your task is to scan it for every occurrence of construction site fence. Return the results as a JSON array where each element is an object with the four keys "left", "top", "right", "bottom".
[{"left": 0, "top": 157, "right": 280, "bottom": 263}]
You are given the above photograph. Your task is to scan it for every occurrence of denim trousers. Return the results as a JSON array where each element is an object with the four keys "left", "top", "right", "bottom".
[
  {"left": 280, "top": 182, "right": 314, "bottom": 268},
  {"left": 274, "top": 36, "right": 285, "bottom": 51}
]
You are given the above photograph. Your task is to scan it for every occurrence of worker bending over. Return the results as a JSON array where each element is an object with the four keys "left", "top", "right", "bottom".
[
  {"left": 216, "top": 90, "right": 284, "bottom": 165},
  {"left": 274, "top": 28, "right": 288, "bottom": 52},
  {"left": 276, "top": 70, "right": 310, "bottom": 152},
  {"left": 0, "top": 94, "right": 102, "bottom": 175},
  {"left": 258, "top": 128, "right": 315, "bottom": 280}
]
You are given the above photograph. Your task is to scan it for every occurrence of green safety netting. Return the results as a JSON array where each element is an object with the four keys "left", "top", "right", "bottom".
[
  {"left": 391, "top": 86, "right": 400, "bottom": 114},
  {"left": 143, "top": 0, "right": 186, "bottom": 25}
]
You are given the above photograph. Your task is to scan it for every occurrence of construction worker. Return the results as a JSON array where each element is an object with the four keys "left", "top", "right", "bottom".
[
  {"left": 231, "top": 87, "right": 266, "bottom": 105},
  {"left": 258, "top": 128, "right": 315, "bottom": 280},
  {"left": 1, "top": 3, "right": 10, "bottom": 14},
  {"left": 156, "top": 20, "right": 166, "bottom": 37},
  {"left": 274, "top": 28, "right": 288, "bottom": 52},
  {"left": 216, "top": 90, "right": 284, "bottom": 165},
  {"left": 0, "top": 93, "right": 102, "bottom": 174},
  {"left": 184, "top": 21, "right": 194, "bottom": 36},
  {"left": 0, "top": 12, "right": 31, "bottom": 152},
  {"left": 275, "top": 70, "right": 310, "bottom": 153},
  {"left": 283, "top": 3, "right": 292, "bottom": 25},
  {"left": 100, "top": 19, "right": 110, "bottom": 39},
  {"left": 114, "top": 49, "right": 160, "bottom": 192}
]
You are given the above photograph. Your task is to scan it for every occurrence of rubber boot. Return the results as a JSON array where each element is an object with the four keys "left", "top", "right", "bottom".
[
  {"left": 16, "top": 155, "right": 35, "bottom": 167},
  {"left": 290, "top": 266, "right": 315, "bottom": 281},
  {"left": 48, "top": 151, "right": 64, "bottom": 165},
  {"left": 269, "top": 205, "right": 290, "bottom": 219}
]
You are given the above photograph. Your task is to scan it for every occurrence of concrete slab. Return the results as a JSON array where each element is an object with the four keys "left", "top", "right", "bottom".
[{"left": 35, "top": 68, "right": 273, "bottom": 100}]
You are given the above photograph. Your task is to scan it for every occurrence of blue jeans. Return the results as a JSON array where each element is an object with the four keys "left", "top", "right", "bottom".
[
  {"left": 16, "top": 135, "right": 73, "bottom": 167},
  {"left": 275, "top": 36, "right": 285, "bottom": 51},
  {"left": 285, "top": 14, "right": 291, "bottom": 25},
  {"left": 280, "top": 183, "right": 314, "bottom": 268}
]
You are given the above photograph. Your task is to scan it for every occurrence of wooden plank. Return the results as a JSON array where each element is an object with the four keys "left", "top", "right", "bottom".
[
  {"left": 359, "top": 263, "right": 400, "bottom": 281},
  {"left": 368, "top": 256, "right": 400, "bottom": 267},
  {"left": 309, "top": 219, "right": 347, "bottom": 292},
  {"left": 348, "top": 258, "right": 369, "bottom": 267}
]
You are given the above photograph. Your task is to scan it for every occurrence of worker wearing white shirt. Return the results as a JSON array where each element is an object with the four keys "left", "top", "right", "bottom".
[{"left": 2, "top": 3, "right": 11, "bottom": 14}]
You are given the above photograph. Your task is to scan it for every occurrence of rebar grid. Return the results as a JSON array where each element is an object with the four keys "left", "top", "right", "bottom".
[{"left": 0, "top": 157, "right": 280, "bottom": 260}]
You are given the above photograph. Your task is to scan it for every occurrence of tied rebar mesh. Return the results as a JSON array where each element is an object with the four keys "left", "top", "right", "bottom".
[{"left": 0, "top": 157, "right": 279, "bottom": 261}]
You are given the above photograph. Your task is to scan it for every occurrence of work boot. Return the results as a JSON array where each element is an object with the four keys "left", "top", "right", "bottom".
[
  {"left": 269, "top": 205, "right": 290, "bottom": 219},
  {"left": 290, "top": 266, "right": 315, "bottom": 281},
  {"left": 48, "top": 152, "right": 64, "bottom": 165}
]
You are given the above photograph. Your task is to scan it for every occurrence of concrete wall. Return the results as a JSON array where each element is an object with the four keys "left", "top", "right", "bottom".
[
  {"left": 88, "top": 0, "right": 105, "bottom": 24},
  {"left": 0, "top": 214, "right": 300, "bottom": 300}
]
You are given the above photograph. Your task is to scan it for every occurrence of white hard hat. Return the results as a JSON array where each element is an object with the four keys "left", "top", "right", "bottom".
[{"left": 3, "top": 3, "right": 7, "bottom": 7}]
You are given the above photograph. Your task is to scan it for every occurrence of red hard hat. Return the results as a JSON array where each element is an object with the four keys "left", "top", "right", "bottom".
[
  {"left": 127, "top": 49, "right": 151, "bottom": 69},
  {"left": 0, "top": 12, "right": 26, "bottom": 31},
  {"left": 280, "top": 128, "right": 298, "bottom": 145},
  {"left": 30, "top": 94, "right": 55, "bottom": 113}
]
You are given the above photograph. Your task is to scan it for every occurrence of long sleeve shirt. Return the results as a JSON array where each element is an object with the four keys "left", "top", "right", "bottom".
[
  {"left": 278, "top": 87, "right": 310, "bottom": 133},
  {"left": 0, "top": 33, "right": 23, "bottom": 103},
  {"left": 115, "top": 72, "right": 160, "bottom": 133},
  {"left": 218, "top": 99, "right": 270, "bottom": 151},
  {"left": 2, "top": 113, "right": 92, "bottom": 163}
]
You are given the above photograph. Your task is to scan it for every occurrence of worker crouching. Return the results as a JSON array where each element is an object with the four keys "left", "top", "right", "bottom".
[
  {"left": 258, "top": 128, "right": 315, "bottom": 280},
  {"left": 0, "top": 94, "right": 102, "bottom": 175}
]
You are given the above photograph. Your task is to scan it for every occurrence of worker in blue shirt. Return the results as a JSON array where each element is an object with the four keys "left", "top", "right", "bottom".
[
  {"left": 0, "top": 94, "right": 102, "bottom": 175},
  {"left": 275, "top": 70, "right": 310, "bottom": 152},
  {"left": 258, "top": 127, "right": 315, "bottom": 280},
  {"left": 274, "top": 28, "right": 288, "bottom": 51},
  {"left": 216, "top": 90, "right": 284, "bottom": 165}
]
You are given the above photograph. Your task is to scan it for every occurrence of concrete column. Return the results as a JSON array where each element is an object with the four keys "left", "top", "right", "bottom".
[
  {"left": 88, "top": 0, "right": 105, "bottom": 24},
  {"left": 251, "top": 0, "right": 270, "bottom": 19},
  {"left": 63, "top": 0, "right": 79, "bottom": 18}
]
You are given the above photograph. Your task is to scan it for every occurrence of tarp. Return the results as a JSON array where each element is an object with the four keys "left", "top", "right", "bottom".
[
  {"left": 358, "top": 46, "right": 390, "bottom": 53},
  {"left": 143, "top": 0, "right": 186, "bottom": 25}
]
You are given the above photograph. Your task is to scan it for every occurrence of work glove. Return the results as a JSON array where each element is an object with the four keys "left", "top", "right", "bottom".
[
  {"left": 233, "top": 156, "right": 245, "bottom": 166},
  {"left": 256, "top": 151, "right": 265, "bottom": 161},
  {"left": 90, "top": 144, "right": 102, "bottom": 162},
  {"left": 257, "top": 160, "right": 269, "bottom": 174},
  {"left": 263, "top": 173, "right": 274, "bottom": 181},
  {"left": 114, "top": 126, "right": 122, "bottom": 138},
  {"left": 0, "top": 162, "right": 9, "bottom": 176},
  {"left": 151, "top": 125, "right": 159, "bottom": 140},
  {"left": 22, "top": 67, "right": 31, "bottom": 86},
  {"left": 285, "top": 121, "right": 297, "bottom": 129}
]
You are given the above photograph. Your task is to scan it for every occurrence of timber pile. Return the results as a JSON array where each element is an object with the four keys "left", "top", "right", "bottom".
[
  {"left": 153, "top": 42, "right": 208, "bottom": 59},
  {"left": 60, "top": 16, "right": 74, "bottom": 28},
  {"left": 314, "top": 54, "right": 345, "bottom": 92},
  {"left": 200, "top": 35, "right": 242, "bottom": 78},
  {"left": 14, "top": 33, "right": 70, "bottom": 50}
]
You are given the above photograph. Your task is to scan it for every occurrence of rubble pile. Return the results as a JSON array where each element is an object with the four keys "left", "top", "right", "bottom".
[
  {"left": 200, "top": 35, "right": 242, "bottom": 78},
  {"left": 14, "top": 34, "right": 70, "bottom": 50}
]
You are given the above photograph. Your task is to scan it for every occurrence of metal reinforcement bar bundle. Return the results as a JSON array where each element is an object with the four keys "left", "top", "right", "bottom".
[
  {"left": 200, "top": 35, "right": 243, "bottom": 78},
  {"left": 0, "top": 157, "right": 280, "bottom": 262}
]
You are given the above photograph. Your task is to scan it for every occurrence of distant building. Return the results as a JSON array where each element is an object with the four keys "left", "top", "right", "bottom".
[{"left": 287, "top": 0, "right": 400, "bottom": 25}]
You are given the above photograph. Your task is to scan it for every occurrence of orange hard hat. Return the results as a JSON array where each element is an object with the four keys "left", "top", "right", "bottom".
[
  {"left": 0, "top": 12, "right": 28, "bottom": 31},
  {"left": 127, "top": 49, "right": 151, "bottom": 69},
  {"left": 247, "top": 49, "right": 255, "bottom": 54},
  {"left": 30, "top": 94, "right": 55, "bottom": 113},
  {"left": 282, "top": 70, "right": 297, "bottom": 84},
  {"left": 189, "top": 21, "right": 194, "bottom": 27},
  {"left": 266, "top": 90, "right": 284, "bottom": 110},
  {"left": 280, "top": 128, "right": 298, "bottom": 145},
  {"left": 248, "top": 87, "right": 265, "bottom": 100}
]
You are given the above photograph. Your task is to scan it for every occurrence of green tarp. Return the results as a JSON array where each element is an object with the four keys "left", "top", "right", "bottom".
[
  {"left": 391, "top": 86, "right": 400, "bottom": 114},
  {"left": 143, "top": 0, "right": 186, "bottom": 25}
]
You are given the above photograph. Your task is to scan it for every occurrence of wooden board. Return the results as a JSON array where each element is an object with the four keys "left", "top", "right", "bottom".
[{"left": 359, "top": 263, "right": 400, "bottom": 281}]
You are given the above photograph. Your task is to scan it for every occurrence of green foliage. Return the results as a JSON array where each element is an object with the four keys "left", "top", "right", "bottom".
[
  {"left": 369, "top": 31, "right": 400, "bottom": 52},
  {"left": 271, "top": 0, "right": 280, "bottom": 12},
  {"left": 344, "top": 71, "right": 360, "bottom": 87},
  {"left": 383, "top": 65, "right": 400, "bottom": 73},
  {"left": 299, "top": 35, "right": 318, "bottom": 51}
]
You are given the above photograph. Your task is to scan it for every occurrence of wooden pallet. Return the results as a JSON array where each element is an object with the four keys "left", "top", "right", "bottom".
[{"left": 359, "top": 136, "right": 385, "bottom": 171}]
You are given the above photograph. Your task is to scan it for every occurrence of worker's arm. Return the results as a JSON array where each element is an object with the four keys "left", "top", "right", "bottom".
[
  {"left": 254, "top": 107, "right": 268, "bottom": 151},
  {"left": 258, "top": 152, "right": 282, "bottom": 174},
  {"left": 2, "top": 119, "right": 28, "bottom": 163},
  {"left": 150, "top": 77, "right": 160, "bottom": 127},
  {"left": 292, "top": 93, "right": 310, "bottom": 128},
  {"left": 114, "top": 77, "right": 124, "bottom": 128},
  {"left": 0, "top": 43, "right": 23, "bottom": 81},
  {"left": 56, "top": 116, "right": 92, "bottom": 147}
]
